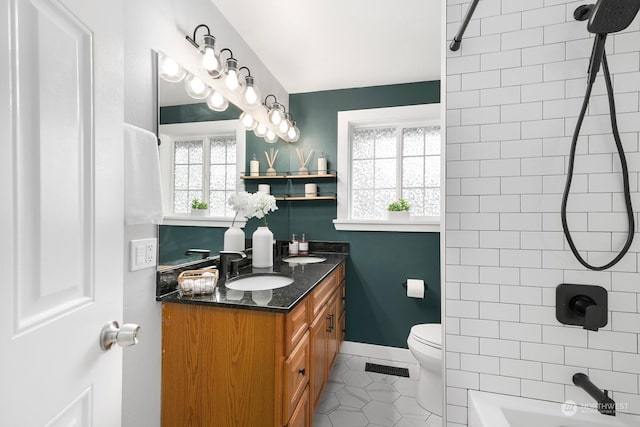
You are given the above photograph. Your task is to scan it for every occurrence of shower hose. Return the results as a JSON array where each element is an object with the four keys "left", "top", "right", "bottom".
[{"left": 562, "top": 50, "right": 635, "bottom": 271}]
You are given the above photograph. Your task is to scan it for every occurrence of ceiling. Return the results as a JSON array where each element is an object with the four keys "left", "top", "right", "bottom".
[{"left": 210, "top": 0, "right": 441, "bottom": 94}]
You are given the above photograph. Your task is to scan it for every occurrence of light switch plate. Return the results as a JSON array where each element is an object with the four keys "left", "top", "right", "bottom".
[{"left": 130, "top": 238, "right": 157, "bottom": 271}]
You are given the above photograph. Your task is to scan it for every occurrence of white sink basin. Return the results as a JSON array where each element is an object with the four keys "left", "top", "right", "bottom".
[
  {"left": 225, "top": 274, "right": 294, "bottom": 291},
  {"left": 283, "top": 256, "right": 327, "bottom": 265}
]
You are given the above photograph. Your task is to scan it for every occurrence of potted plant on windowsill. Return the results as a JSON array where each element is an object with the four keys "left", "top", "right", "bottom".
[
  {"left": 191, "top": 198, "right": 209, "bottom": 216},
  {"left": 387, "top": 198, "right": 411, "bottom": 220}
]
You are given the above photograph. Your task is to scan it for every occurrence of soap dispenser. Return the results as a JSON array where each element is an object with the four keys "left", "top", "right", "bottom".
[
  {"left": 299, "top": 234, "right": 309, "bottom": 255},
  {"left": 289, "top": 234, "right": 299, "bottom": 256}
]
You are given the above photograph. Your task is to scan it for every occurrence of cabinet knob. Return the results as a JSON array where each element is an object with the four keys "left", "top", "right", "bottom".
[{"left": 298, "top": 368, "right": 306, "bottom": 376}]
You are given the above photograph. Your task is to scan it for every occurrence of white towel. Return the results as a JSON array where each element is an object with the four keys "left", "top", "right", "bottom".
[{"left": 124, "top": 123, "right": 164, "bottom": 225}]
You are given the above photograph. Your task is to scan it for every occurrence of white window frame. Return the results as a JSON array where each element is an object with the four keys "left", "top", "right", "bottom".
[
  {"left": 159, "top": 120, "right": 246, "bottom": 227},
  {"left": 334, "top": 104, "right": 441, "bottom": 233}
]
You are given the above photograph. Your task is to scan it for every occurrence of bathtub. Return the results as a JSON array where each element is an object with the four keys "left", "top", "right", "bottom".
[{"left": 468, "top": 390, "right": 640, "bottom": 427}]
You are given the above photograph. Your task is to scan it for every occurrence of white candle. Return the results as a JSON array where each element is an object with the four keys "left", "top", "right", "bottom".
[
  {"left": 305, "top": 183, "right": 317, "bottom": 198},
  {"left": 258, "top": 184, "right": 270, "bottom": 194},
  {"left": 249, "top": 158, "right": 259, "bottom": 176}
]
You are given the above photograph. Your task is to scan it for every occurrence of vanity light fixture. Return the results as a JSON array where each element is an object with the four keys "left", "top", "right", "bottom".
[
  {"left": 158, "top": 52, "right": 187, "bottom": 82},
  {"left": 174, "top": 23, "right": 302, "bottom": 143},
  {"left": 240, "top": 111, "right": 257, "bottom": 130},
  {"left": 264, "top": 94, "right": 285, "bottom": 126},
  {"left": 254, "top": 122, "right": 268, "bottom": 137},
  {"left": 239, "top": 67, "right": 260, "bottom": 108},
  {"left": 220, "top": 49, "right": 241, "bottom": 92},
  {"left": 206, "top": 89, "right": 229, "bottom": 112},
  {"left": 186, "top": 24, "right": 223, "bottom": 77},
  {"left": 184, "top": 74, "right": 211, "bottom": 99}
]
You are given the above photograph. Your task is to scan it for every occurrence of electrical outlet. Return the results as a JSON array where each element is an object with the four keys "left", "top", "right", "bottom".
[{"left": 130, "top": 238, "right": 157, "bottom": 271}]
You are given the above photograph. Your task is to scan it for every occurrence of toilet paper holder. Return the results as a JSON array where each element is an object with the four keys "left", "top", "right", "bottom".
[{"left": 402, "top": 280, "right": 428, "bottom": 291}]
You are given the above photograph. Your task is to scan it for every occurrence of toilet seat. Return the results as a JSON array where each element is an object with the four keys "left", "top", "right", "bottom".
[{"left": 409, "top": 324, "right": 441, "bottom": 349}]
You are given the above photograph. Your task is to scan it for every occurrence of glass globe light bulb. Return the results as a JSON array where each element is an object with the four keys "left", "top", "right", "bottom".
[
  {"left": 268, "top": 103, "right": 284, "bottom": 126},
  {"left": 199, "top": 34, "right": 222, "bottom": 77},
  {"left": 225, "top": 70, "right": 239, "bottom": 91},
  {"left": 265, "top": 129, "right": 278, "bottom": 143},
  {"left": 287, "top": 123, "right": 300, "bottom": 142},
  {"left": 223, "top": 57, "right": 240, "bottom": 92},
  {"left": 206, "top": 90, "right": 228, "bottom": 112},
  {"left": 254, "top": 122, "right": 268, "bottom": 137},
  {"left": 279, "top": 119, "right": 290, "bottom": 134},
  {"left": 240, "top": 112, "right": 256, "bottom": 130},
  {"left": 202, "top": 47, "right": 219, "bottom": 72},
  {"left": 159, "top": 53, "right": 186, "bottom": 82},
  {"left": 184, "top": 75, "right": 210, "bottom": 99},
  {"left": 244, "top": 85, "right": 258, "bottom": 106}
]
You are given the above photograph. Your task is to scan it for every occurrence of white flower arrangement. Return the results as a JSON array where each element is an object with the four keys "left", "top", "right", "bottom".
[{"left": 228, "top": 191, "right": 278, "bottom": 227}]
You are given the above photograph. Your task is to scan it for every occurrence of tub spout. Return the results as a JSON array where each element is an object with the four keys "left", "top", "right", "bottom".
[{"left": 572, "top": 373, "right": 615, "bottom": 416}]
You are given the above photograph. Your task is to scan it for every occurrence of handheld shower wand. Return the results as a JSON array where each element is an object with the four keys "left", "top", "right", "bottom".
[
  {"left": 576, "top": 1, "right": 640, "bottom": 83},
  {"left": 563, "top": 0, "right": 640, "bottom": 271}
]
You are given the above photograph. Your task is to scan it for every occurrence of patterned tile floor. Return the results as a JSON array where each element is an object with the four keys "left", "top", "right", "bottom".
[{"left": 312, "top": 353, "right": 442, "bottom": 427}]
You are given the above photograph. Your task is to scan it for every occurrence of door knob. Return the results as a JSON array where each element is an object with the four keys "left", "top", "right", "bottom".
[{"left": 100, "top": 321, "right": 141, "bottom": 351}]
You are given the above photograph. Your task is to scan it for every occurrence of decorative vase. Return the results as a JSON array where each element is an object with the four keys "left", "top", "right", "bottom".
[
  {"left": 224, "top": 226, "right": 245, "bottom": 252},
  {"left": 251, "top": 289, "right": 273, "bottom": 306},
  {"left": 191, "top": 209, "right": 208, "bottom": 217},
  {"left": 388, "top": 210, "right": 410, "bottom": 220},
  {"left": 298, "top": 166, "right": 309, "bottom": 175},
  {"left": 252, "top": 226, "right": 273, "bottom": 268},
  {"left": 266, "top": 167, "right": 276, "bottom": 176}
]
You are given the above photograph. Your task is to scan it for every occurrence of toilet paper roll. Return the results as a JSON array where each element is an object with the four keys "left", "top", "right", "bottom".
[
  {"left": 305, "top": 183, "right": 317, "bottom": 198},
  {"left": 258, "top": 184, "right": 270, "bottom": 194},
  {"left": 406, "top": 279, "right": 425, "bottom": 299}
]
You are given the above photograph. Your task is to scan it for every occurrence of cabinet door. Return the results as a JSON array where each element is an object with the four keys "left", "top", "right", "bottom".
[
  {"left": 284, "top": 332, "right": 309, "bottom": 424},
  {"left": 309, "top": 303, "right": 329, "bottom": 408},
  {"left": 326, "top": 292, "right": 339, "bottom": 372},
  {"left": 285, "top": 299, "right": 309, "bottom": 355},
  {"left": 287, "top": 386, "right": 309, "bottom": 427}
]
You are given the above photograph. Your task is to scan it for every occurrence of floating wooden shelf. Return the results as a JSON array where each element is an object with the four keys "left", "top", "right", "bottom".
[
  {"left": 241, "top": 172, "right": 337, "bottom": 180},
  {"left": 274, "top": 195, "right": 337, "bottom": 201},
  {"left": 241, "top": 175, "right": 287, "bottom": 180}
]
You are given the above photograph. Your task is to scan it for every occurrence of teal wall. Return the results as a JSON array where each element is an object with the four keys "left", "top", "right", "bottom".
[
  {"left": 160, "top": 102, "right": 242, "bottom": 123},
  {"left": 160, "top": 81, "right": 441, "bottom": 348}
]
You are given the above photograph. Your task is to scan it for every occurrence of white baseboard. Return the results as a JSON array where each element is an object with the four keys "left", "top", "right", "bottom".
[{"left": 340, "top": 341, "right": 417, "bottom": 365}]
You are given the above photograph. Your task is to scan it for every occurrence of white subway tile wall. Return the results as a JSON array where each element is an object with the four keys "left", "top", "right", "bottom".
[{"left": 445, "top": 1, "right": 640, "bottom": 425}]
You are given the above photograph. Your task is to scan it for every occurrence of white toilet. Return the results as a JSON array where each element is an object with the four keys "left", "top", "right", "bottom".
[{"left": 407, "top": 323, "right": 442, "bottom": 416}]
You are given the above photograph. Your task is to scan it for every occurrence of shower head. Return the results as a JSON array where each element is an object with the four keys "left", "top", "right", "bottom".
[
  {"left": 575, "top": 0, "right": 640, "bottom": 83},
  {"left": 587, "top": 0, "right": 640, "bottom": 34}
]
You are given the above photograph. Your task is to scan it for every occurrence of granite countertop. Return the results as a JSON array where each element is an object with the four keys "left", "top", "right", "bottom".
[{"left": 157, "top": 252, "right": 347, "bottom": 313}]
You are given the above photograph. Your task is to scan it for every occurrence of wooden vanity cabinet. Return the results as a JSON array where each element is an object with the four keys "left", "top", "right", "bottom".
[{"left": 161, "top": 261, "right": 345, "bottom": 427}]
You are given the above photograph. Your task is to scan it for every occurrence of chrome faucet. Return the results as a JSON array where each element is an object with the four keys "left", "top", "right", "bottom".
[
  {"left": 219, "top": 251, "right": 247, "bottom": 278},
  {"left": 184, "top": 248, "right": 210, "bottom": 259},
  {"left": 573, "top": 373, "right": 616, "bottom": 416}
]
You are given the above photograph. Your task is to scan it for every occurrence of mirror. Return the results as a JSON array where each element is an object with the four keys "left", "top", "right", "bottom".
[{"left": 157, "top": 54, "right": 248, "bottom": 269}]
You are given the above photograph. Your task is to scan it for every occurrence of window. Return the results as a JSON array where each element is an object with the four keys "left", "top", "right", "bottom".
[
  {"left": 335, "top": 104, "right": 441, "bottom": 232},
  {"left": 159, "top": 120, "right": 245, "bottom": 226}
]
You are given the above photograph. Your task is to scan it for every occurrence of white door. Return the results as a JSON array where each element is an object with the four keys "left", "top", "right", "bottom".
[{"left": 0, "top": 0, "right": 124, "bottom": 425}]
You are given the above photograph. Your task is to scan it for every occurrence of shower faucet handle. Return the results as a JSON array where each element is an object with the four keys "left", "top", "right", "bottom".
[
  {"left": 582, "top": 302, "right": 603, "bottom": 331},
  {"left": 556, "top": 284, "right": 608, "bottom": 332}
]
